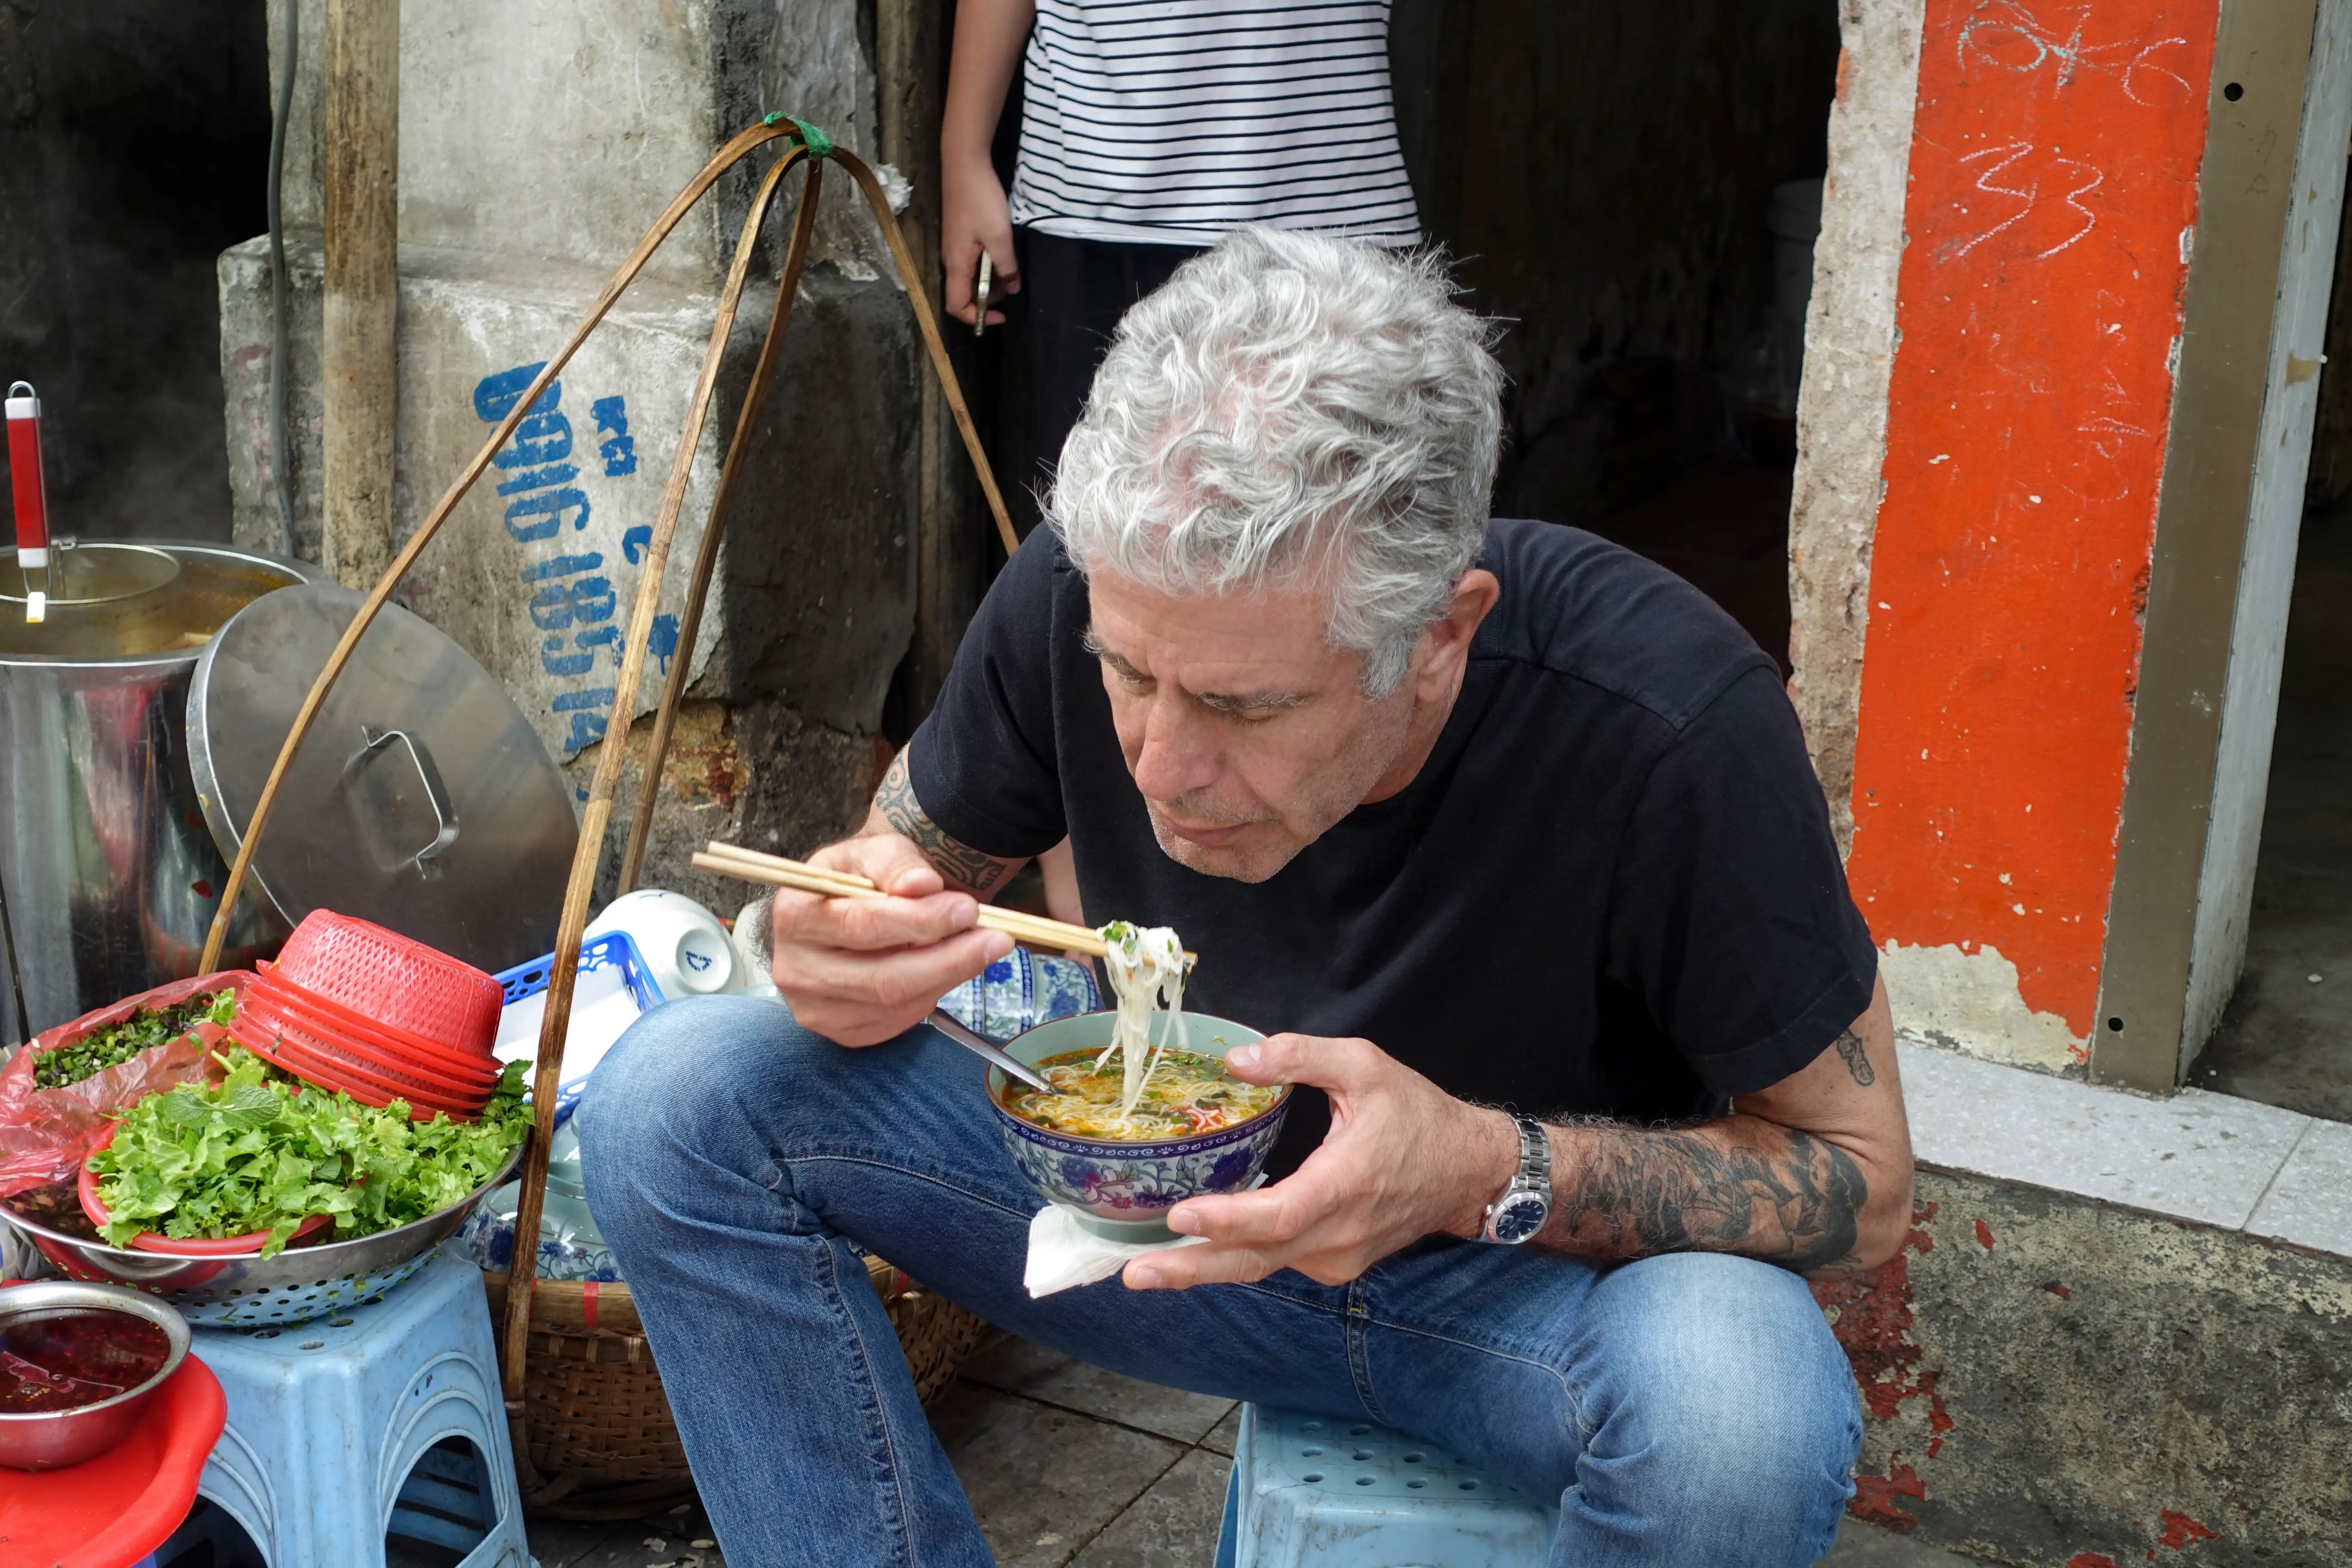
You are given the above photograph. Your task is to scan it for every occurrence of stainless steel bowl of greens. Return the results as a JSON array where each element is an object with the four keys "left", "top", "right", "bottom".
[
  {"left": 1, "top": 1154, "right": 524, "bottom": 1326},
  {"left": 0, "top": 1048, "right": 531, "bottom": 1326}
]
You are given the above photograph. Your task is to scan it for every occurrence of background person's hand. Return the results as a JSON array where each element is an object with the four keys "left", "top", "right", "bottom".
[
  {"left": 766, "top": 832, "right": 1013, "bottom": 1046},
  {"left": 943, "top": 161, "right": 1018, "bottom": 328},
  {"left": 1121, "top": 1035, "right": 1518, "bottom": 1290}
]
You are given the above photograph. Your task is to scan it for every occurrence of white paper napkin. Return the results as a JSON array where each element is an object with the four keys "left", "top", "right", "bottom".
[{"left": 1023, "top": 1203, "right": 1204, "bottom": 1297}]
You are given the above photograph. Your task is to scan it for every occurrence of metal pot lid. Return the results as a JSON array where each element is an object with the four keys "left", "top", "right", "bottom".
[{"left": 189, "top": 584, "right": 575, "bottom": 973}]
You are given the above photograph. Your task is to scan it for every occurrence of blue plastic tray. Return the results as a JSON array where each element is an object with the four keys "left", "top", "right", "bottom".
[{"left": 492, "top": 930, "right": 665, "bottom": 1124}]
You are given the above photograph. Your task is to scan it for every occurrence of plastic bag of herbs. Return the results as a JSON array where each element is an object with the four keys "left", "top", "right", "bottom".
[
  {"left": 0, "top": 971, "right": 253, "bottom": 1200},
  {"left": 85, "top": 1048, "right": 529, "bottom": 1256}
]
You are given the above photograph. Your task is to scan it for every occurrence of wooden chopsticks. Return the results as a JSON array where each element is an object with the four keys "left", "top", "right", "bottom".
[{"left": 692, "top": 840, "right": 1197, "bottom": 962}]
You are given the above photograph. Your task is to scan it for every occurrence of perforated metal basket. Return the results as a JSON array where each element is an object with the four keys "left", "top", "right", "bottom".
[{"left": 0, "top": 1151, "right": 520, "bottom": 1327}]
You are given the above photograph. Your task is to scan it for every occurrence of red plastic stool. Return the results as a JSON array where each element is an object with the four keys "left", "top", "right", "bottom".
[{"left": 0, "top": 1355, "right": 227, "bottom": 1568}]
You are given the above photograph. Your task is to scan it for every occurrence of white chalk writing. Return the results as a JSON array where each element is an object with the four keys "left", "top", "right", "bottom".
[{"left": 1957, "top": 2, "right": 2191, "bottom": 104}]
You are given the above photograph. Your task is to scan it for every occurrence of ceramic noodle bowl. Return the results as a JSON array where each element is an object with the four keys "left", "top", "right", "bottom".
[{"left": 985, "top": 1011, "right": 1288, "bottom": 1243}]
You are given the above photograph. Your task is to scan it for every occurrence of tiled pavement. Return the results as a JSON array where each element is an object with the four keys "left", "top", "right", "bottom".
[
  {"left": 529, "top": 1333, "right": 1980, "bottom": 1566},
  {"left": 525, "top": 1498, "right": 729, "bottom": 1568}
]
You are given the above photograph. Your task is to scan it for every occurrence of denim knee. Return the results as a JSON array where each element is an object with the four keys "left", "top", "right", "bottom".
[
  {"left": 1580, "top": 1255, "right": 1859, "bottom": 1537},
  {"left": 573, "top": 996, "right": 822, "bottom": 1216}
]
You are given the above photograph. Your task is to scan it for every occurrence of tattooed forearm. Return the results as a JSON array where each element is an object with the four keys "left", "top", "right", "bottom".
[
  {"left": 870, "top": 750, "right": 1013, "bottom": 894},
  {"left": 1541, "top": 1121, "right": 1868, "bottom": 1276},
  {"left": 1833, "top": 1028, "right": 1875, "bottom": 1086}
]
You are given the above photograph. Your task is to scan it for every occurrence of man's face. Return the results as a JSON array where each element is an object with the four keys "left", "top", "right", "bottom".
[{"left": 1085, "top": 570, "right": 1418, "bottom": 882}]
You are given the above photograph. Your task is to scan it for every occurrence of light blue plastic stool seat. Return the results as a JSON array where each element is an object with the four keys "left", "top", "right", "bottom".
[
  {"left": 1214, "top": 1405, "right": 1558, "bottom": 1568},
  {"left": 185, "top": 1242, "right": 529, "bottom": 1568}
]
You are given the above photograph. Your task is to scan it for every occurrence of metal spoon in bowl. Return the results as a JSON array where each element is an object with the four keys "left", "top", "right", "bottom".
[{"left": 926, "top": 1008, "right": 1053, "bottom": 1093}]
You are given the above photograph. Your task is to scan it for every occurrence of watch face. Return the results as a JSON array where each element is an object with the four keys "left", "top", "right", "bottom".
[{"left": 1487, "top": 1190, "right": 1549, "bottom": 1244}]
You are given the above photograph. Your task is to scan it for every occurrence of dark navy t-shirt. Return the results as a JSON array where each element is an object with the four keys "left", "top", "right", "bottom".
[{"left": 910, "top": 519, "right": 1877, "bottom": 1175}]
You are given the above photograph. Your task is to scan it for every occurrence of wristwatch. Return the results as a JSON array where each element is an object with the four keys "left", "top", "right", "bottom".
[{"left": 1481, "top": 1115, "right": 1553, "bottom": 1244}]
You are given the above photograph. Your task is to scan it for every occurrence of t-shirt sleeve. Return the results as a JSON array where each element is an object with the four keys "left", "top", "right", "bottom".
[
  {"left": 903, "top": 530, "right": 1072, "bottom": 860},
  {"left": 1605, "top": 665, "right": 1878, "bottom": 1098}
]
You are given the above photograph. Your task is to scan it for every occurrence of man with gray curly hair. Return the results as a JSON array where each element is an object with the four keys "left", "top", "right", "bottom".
[{"left": 583, "top": 228, "right": 1912, "bottom": 1567}]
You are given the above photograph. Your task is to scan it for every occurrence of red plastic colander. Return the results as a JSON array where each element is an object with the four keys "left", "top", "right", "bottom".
[
  {"left": 250, "top": 964, "right": 505, "bottom": 1084},
  {"left": 273, "top": 912, "right": 503, "bottom": 1057},
  {"left": 227, "top": 1015, "right": 485, "bottom": 1121},
  {"left": 239, "top": 986, "right": 497, "bottom": 1099}
]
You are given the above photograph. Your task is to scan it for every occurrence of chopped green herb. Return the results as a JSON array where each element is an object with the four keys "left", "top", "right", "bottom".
[
  {"left": 85, "top": 1048, "right": 528, "bottom": 1255},
  {"left": 34, "top": 990, "right": 239, "bottom": 1090}
]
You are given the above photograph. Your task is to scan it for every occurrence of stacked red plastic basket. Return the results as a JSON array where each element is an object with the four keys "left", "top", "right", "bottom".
[{"left": 230, "top": 912, "right": 505, "bottom": 1121}]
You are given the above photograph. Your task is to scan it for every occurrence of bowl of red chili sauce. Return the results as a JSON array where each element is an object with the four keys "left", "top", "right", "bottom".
[{"left": 0, "top": 1280, "right": 190, "bottom": 1469}]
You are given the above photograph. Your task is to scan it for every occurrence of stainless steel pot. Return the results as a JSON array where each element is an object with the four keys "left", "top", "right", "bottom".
[
  {"left": 0, "top": 542, "right": 316, "bottom": 1037},
  {"left": 0, "top": 1278, "right": 191, "bottom": 1470}
]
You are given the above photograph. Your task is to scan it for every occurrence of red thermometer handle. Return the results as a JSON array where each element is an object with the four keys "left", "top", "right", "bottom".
[{"left": 5, "top": 382, "right": 49, "bottom": 566}]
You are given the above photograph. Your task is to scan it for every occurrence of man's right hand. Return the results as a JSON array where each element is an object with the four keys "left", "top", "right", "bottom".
[{"left": 767, "top": 832, "right": 1014, "bottom": 1046}]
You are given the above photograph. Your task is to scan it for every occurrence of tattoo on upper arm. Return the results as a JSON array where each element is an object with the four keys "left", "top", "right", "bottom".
[
  {"left": 872, "top": 750, "right": 1011, "bottom": 894},
  {"left": 1547, "top": 1123, "right": 1868, "bottom": 1275},
  {"left": 1833, "top": 1028, "right": 1876, "bottom": 1087}
]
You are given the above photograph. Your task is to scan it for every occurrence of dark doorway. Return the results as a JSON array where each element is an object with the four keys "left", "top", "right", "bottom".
[
  {"left": 2189, "top": 172, "right": 2352, "bottom": 1119},
  {"left": 1393, "top": 0, "right": 1843, "bottom": 672},
  {"left": 0, "top": 3, "right": 273, "bottom": 544}
]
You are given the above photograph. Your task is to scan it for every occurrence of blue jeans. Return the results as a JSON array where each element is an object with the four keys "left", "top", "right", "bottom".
[{"left": 576, "top": 999, "right": 1862, "bottom": 1568}]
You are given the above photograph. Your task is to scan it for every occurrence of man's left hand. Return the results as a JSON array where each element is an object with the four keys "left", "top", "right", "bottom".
[{"left": 1122, "top": 1034, "right": 1516, "bottom": 1291}]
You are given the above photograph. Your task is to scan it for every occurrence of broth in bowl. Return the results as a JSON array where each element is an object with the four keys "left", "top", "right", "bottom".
[{"left": 999, "top": 1046, "right": 1283, "bottom": 1141}]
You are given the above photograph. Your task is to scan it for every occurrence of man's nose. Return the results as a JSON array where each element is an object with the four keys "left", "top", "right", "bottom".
[{"left": 1130, "top": 693, "right": 1221, "bottom": 802}]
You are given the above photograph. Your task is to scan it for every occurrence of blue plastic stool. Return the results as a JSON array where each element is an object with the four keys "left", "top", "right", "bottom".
[
  {"left": 1214, "top": 1405, "right": 1558, "bottom": 1567},
  {"left": 184, "top": 1243, "right": 529, "bottom": 1568}
]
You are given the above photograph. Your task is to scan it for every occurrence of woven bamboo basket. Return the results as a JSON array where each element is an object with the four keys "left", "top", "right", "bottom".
[
  {"left": 482, "top": 1256, "right": 989, "bottom": 1518},
  {"left": 193, "top": 114, "right": 1018, "bottom": 1522}
]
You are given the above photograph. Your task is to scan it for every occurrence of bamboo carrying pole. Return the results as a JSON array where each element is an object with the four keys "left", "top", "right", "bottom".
[
  {"left": 193, "top": 114, "right": 1021, "bottom": 1496},
  {"left": 611, "top": 158, "right": 826, "bottom": 897}
]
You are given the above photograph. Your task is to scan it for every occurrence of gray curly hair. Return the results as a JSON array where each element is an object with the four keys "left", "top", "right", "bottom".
[{"left": 1048, "top": 227, "right": 1504, "bottom": 698}]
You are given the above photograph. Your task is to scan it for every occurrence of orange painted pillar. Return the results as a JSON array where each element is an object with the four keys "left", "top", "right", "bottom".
[{"left": 1844, "top": 0, "right": 2220, "bottom": 1069}]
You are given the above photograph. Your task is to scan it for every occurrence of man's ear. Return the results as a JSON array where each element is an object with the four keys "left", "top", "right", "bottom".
[{"left": 1412, "top": 569, "right": 1500, "bottom": 698}]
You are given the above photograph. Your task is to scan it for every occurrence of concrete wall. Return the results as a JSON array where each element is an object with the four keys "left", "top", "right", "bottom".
[
  {"left": 1822, "top": 1168, "right": 2352, "bottom": 1563},
  {"left": 1788, "top": 0, "right": 1927, "bottom": 855},
  {"left": 1828, "top": 0, "right": 2224, "bottom": 1076},
  {"left": 1796, "top": 0, "right": 2352, "bottom": 1082},
  {"left": 226, "top": 0, "right": 922, "bottom": 900},
  {"left": 0, "top": 1, "right": 271, "bottom": 544}
]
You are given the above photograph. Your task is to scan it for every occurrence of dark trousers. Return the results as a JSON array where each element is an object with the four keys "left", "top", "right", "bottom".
[{"left": 1019, "top": 228, "right": 1206, "bottom": 485}]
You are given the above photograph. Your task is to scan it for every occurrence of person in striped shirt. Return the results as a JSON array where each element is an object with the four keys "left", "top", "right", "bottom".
[{"left": 943, "top": 0, "right": 1421, "bottom": 478}]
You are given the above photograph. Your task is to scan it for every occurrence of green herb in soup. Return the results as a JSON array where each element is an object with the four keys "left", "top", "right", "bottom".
[{"left": 1004, "top": 1047, "right": 1279, "bottom": 1141}]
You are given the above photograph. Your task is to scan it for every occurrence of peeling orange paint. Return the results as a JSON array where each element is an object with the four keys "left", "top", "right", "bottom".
[
  {"left": 1817, "top": 1205, "right": 1955, "bottom": 1510},
  {"left": 1851, "top": 1461, "right": 1927, "bottom": 1531},
  {"left": 1975, "top": 1219, "right": 1996, "bottom": 1250},
  {"left": 2069, "top": 1556, "right": 2122, "bottom": 1568},
  {"left": 1845, "top": 0, "right": 2220, "bottom": 1036},
  {"left": 2156, "top": 1509, "right": 2217, "bottom": 1549}
]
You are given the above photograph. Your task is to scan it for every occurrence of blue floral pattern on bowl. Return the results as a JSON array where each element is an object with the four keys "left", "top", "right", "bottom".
[
  {"left": 985, "top": 1011, "right": 1287, "bottom": 1225},
  {"left": 938, "top": 948, "right": 1100, "bottom": 1041},
  {"left": 457, "top": 1196, "right": 623, "bottom": 1283}
]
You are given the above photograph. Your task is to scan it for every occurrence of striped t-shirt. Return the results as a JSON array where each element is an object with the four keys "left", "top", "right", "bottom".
[{"left": 1008, "top": 1, "right": 1421, "bottom": 247}]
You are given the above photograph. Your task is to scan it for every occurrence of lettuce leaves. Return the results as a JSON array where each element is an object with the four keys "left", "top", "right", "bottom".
[{"left": 85, "top": 1049, "right": 528, "bottom": 1255}]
